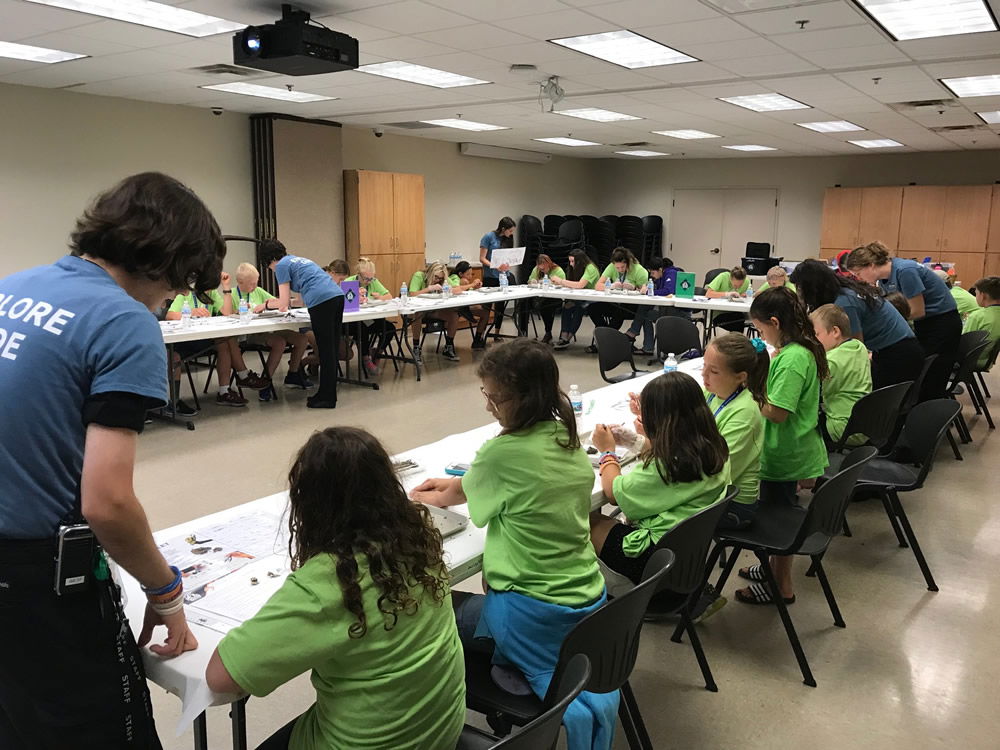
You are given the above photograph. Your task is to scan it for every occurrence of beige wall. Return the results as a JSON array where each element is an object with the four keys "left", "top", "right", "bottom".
[
  {"left": 0, "top": 82, "right": 255, "bottom": 279},
  {"left": 598, "top": 151, "right": 1000, "bottom": 274},
  {"left": 341, "top": 126, "right": 603, "bottom": 264}
]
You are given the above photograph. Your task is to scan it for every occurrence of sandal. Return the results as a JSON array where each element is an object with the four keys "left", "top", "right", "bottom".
[
  {"left": 735, "top": 584, "right": 795, "bottom": 606},
  {"left": 738, "top": 564, "right": 767, "bottom": 582}
]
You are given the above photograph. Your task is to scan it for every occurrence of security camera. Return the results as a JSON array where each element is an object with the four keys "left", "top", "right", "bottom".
[
  {"left": 211, "top": 107, "right": 224, "bottom": 117},
  {"left": 372, "top": 127, "right": 384, "bottom": 138}
]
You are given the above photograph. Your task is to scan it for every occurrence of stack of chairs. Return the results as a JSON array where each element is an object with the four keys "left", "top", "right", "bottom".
[
  {"left": 615, "top": 216, "right": 645, "bottom": 258},
  {"left": 642, "top": 215, "right": 663, "bottom": 264}
]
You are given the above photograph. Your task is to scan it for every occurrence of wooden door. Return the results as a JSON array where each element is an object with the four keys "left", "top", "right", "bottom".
[
  {"left": 819, "top": 188, "right": 862, "bottom": 249},
  {"left": 393, "top": 173, "right": 425, "bottom": 256},
  {"left": 898, "top": 186, "right": 946, "bottom": 257},
  {"left": 353, "top": 170, "right": 395, "bottom": 257},
  {"left": 941, "top": 185, "right": 992, "bottom": 254},
  {"left": 944, "top": 252, "right": 985, "bottom": 283},
  {"left": 858, "top": 186, "right": 903, "bottom": 251},
  {"left": 983, "top": 253, "right": 1000, "bottom": 279},
  {"left": 988, "top": 186, "right": 1000, "bottom": 254}
]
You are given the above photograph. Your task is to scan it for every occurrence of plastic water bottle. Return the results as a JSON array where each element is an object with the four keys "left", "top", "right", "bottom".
[
  {"left": 647, "top": 281, "right": 654, "bottom": 297},
  {"left": 569, "top": 384, "right": 583, "bottom": 419},
  {"left": 746, "top": 285, "right": 754, "bottom": 300},
  {"left": 606, "top": 281, "right": 614, "bottom": 296},
  {"left": 443, "top": 279, "right": 452, "bottom": 298},
  {"left": 499, "top": 272, "right": 509, "bottom": 294},
  {"left": 238, "top": 296, "right": 250, "bottom": 323},
  {"left": 400, "top": 282, "right": 408, "bottom": 305},
  {"left": 449, "top": 251, "right": 461, "bottom": 267},
  {"left": 180, "top": 300, "right": 192, "bottom": 328},
  {"left": 663, "top": 353, "right": 678, "bottom": 374},
  {"left": 542, "top": 274, "right": 552, "bottom": 291}
]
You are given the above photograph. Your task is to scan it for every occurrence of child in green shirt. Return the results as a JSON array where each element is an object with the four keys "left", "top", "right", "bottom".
[
  {"left": 964, "top": 276, "right": 1000, "bottom": 368},
  {"left": 408, "top": 261, "right": 462, "bottom": 363},
  {"left": 528, "top": 253, "right": 566, "bottom": 342},
  {"left": 207, "top": 427, "right": 465, "bottom": 750},
  {"left": 587, "top": 247, "right": 650, "bottom": 339},
  {"left": 553, "top": 249, "right": 602, "bottom": 350},
  {"left": 756, "top": 266, "right": 797, "bottom": 294},
  {"left": 739, "top": 287, "right": 829, "bottom": 606},
  {"left": 811, "top": 304, "right": 873, "bottom": 447},
  {"left": 346, "top": 257, "right": 397, "bottom": 375},
  {"left": 935, "top": 269, "right": 979, "bottom": 320},
  {"left": 706, "top": 266, "right": 751, "bottom": 333}
]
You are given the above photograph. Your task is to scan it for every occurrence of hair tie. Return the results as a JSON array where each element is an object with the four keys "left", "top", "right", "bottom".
[{"left": 751, "top": 338, "right": 767, "bottom": 353}]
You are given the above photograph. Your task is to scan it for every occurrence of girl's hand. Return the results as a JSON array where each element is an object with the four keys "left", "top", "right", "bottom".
[
  {"left": 359, "top": 288, "right": 368, "bottom": 302},
  {"left": 609, "top": 424, "right": 638, "bottom": 446},
  {"left": 472, "top": 279, "right": 482, "bottom": 289},
  {"left": 410, "top": 477, "right": 465, "bottom": 507},
  {"left": 427, "top": 284, "right": 443, "bottom": 293},
  {"left": 634, "top": 416, "right": 646, "bottom": 437},
  {"left": 499, "top": 263, "right": 511, "bottom": 272},
  {"left": 191, "top": 307, "right": 211, "bottom": 318},
  {"left": 253, "top": 303, "right": 267, "bottom": 313},
  {"left": 591, "top": 423, "right": 616, "bottom": 452},
  {"left": 623, "top": 282, "right": 636, "bottom": 291},
  {"left": 220, "top": 272, "right": 231, "bottom": 290},
  {"left": 627, "top": 391, "right": 641, "bottom": 417},
  {"left": 551, "top": 277, "right": 562, "bottom": 286}
]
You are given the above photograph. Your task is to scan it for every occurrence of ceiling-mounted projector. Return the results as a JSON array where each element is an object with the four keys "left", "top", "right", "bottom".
[{"left": 233, "top": 4, "right": 359, "bottom": 76}]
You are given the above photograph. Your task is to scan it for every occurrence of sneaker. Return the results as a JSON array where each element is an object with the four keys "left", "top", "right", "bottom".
[
  {"left": 442, "top": 344, "right": 460, "bottom": 362},
  {"left": 584, "top": 344, "right": 599, "bottom": 354},
  {"left": 258, "top": 384, "right": 275, "bottom": 402},
  {"left": 541, "top": 332, "right": 553, "bottom": 344},
  {"left": 160, "top": 399, "right": 199, "bottom": 418},
  {"left": 284, "top": 369, "right": 311, "bottom": 389},
  {"left": 412, "top": 344, "right": 423, "bottom": 364},
  {"left": 216, "top": 390, "right": 247, "bottom": 408},
  {"left": 306, "top": 395, "right": 336, "bottom": 409},
  {"left": 553, "top": 338, "right": 570, "bottom": 350},
  {"left": 471, "top": 337, "right": 487, "bottom": 350},
  {"left": 690, "top": 584, "right": 728, "bottom": 624},
  {"left": 362, "top": 356, "right": 379, "bottom": 376},
  {"left": 235, "top": 370, "right": 270, "bottom": 390}
]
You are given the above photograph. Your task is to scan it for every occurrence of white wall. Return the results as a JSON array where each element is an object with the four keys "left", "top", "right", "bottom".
[
  {"left": 0, "top": 83, "right": 255, "bottom": 279},
  {"left": 341, "top": 127, "right": 603, "bottom": 263},
  {"left": 598, "top": 151, "right": 1000, "bottom": 278}
]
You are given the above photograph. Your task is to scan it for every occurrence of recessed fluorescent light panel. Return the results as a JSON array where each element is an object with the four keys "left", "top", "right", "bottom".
[
  {"left": 420, "top": 119, "right": 508, "bottom": 131},
  {"left": 358, "top": 61, "right": 490, "bottom": 88},
  {"left": 616, "top": 150, "right": 668, "bottom": 157},
  {"left": 852, "top": 0, "right": 998, "bottom": 41},
  {"left": 550, "top": 30, "right": 697, "bottom": 69},
  {"left": 720, "top": 93, "right": 810, "bottom": 111},
  {"left": 797, "top": 120, "right": 865, "bottom": 133},
  {"left": 201, "top": 83, "right": 335, "bottom": 102},
  {"left": 24, "top": 0, "right": 245, "bottom": 37},
  {"left": 556, "top": 108, "right": 641, "bottom": 122},
  {"left": 976, "top": 110, "right": 1000, "bottom": 124},
  {"left": 723, "top": 144, "right": 777, "bottom": 151},
  {"left": 940, "top": 75, "right": 1000, "bottom": 97},
  {"left": 0, "top": 41, "right": 86, "bottom": 63},
  {"left": 533, "top": 137, "right": 602, "bottom": 147},
  {"left": 652, "top": 129, "right": 721, "bottom": 139},
  {"left": 849, "top": 138, "right": 903, "bottom": 148}
]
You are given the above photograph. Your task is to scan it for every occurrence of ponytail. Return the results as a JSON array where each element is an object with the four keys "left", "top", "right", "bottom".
[
  {"left": 709, "top": 333, "right": 770, "bottom": 408},
  {"left": 750, "top": 287, "right": 829, "bottom": 380}
]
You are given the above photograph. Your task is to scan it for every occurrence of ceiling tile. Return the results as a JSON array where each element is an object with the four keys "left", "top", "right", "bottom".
[
  {"left": 339, "top": 1, "right": 474, "bottom": 35},
  {"left": 17, "top": 30, "right": 138, "bottom": 57},
  {"left": 717, "top": 53, "right": 819, "bottom": 76},
  {"left": 771, "top": 25, "right": 890, "bottom": 52},
  {"left": 416, "top": 24, "right": 534, "bottom": 51},
  {"left": 683, "top": 36, "right": 793, "bottom": 61},
  {"left": 897, "top": 32, "right": 1000, "bottom": 62},
  {"left": 496, "top": 9, "right": 618, "bottom": 41},
  {"left": 637, "top": 62, "right": 736, "bottom": 84},
  {"left": 562, "top": 70, "right": 661, "bottom": 89},
  {"left": 422, "top": 0, "right": 567, "bottom": 21},
  {"left": 585, "top": 0, "right": 722, "bottom": 26},
  {"left": 361, "top": 36, "right": 461, "bottom": 59},
  {"left": 734, "top": 2, "right": 869, "bottom": 35},
  {"left": 2, "top": 0, "right": 98, "bottom": 40},
  {"left": 477, "top": 41, "right": 581, "bottom": 65},
  {"left": 639, "top": 17, "right": 759, "bottom": 45},
  {"left": 796, "top": 43, "right": 909, "bottom": 67},
  {"left": 64, "top": 19, "right": 190, "bottom": 49},
  {"left": 309, "top": 16, "right": 401, "bottom": 42}
]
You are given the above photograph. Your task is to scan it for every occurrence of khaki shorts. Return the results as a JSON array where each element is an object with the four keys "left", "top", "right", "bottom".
[{"left": 245, "top": 332, "right": 293, "bottom": 347}]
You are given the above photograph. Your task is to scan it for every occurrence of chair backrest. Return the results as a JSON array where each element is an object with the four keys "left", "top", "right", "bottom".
[
  {"left": 558, "top": 218, "right": 584, "bottom": 242},
  {"left": 704, "top": 268, "right": 727, "bottom": 286},
  {"left": 950, "top": 340, "right": 990, "bottom": 388},
  {"left": 546, "top": 550, "right": 675, "bottom": 701},
  {"left": 745, "top": 241, "right": 771, "bottom": 259},
  {"left": 600, "top": 215, "right": 619, "bottom": 225},
  {"left": 895, "top": 399, "right": 963, "bottom": 488},
  {"left": 980, "top": 337, "right": 1000, "bottom": 372},
  {"left": 496, "top": 654, "right": 591, "bottom": 750},
  {"left": 832, "top": 381, "right": 912, "bottom": 452},
  {"left": 654, "top": 317, "right": 701, "bottom": 362},
  {"left": 901, "top": 355, "right": 936, "bottom": 415},
  {"left": 519, "top": 214, "right": 542, "bottom": 237},
  {"left": 795, "top": 446, "right": 877, "bottom": 549},
  {"left": 594, "top": 327, "right": 637, "bottom": 383},
  {"left": 651, "top": 487, "right": 737, "bottom": 594},
  {"left": 959, "top": 329, "right": 990, "bottom": 357},
  {"left": 542, "top": 215, "right": 565, "bottom": 235}
]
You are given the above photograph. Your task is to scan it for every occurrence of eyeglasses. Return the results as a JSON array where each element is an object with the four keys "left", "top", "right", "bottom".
[
  {"left": 480, "top": 386, "right": 509, "bottom": 407},
  {"left": 360, "top": 275, "right": 375, "bottom": 283}
]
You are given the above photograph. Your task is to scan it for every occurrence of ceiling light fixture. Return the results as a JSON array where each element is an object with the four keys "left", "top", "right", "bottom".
[
  {"left": 976, "top": 110, "right": 1000, "bottom": 124},
  {"left": 616, "top": 150, "right": 668, "bottom": 157},
  {"left": 200, "top": 82, "right": 336, "bottom": 102},
  {"left": 550, "top": 30, "right": 697, "bottom": 69},
  {"left": 24, "top": 0, "right": 245, "bottom": 37},
  {"left": 357, "top": 61, "right": 490, "bottom": 88},
  {"left": 849, "top": 138, "right": 904, "bottom": 148},
  {"left": 852, "top": 0, "right": 997, "bottom": 41},
  {"left": 652, "top": 129, "right": 721, "bottom": 139},
  {"left": 556, "top": 107, "right": 641, "bottom": 122},
  {"left": 940, "top": 74, "right": 1000, "bottom": 97},
  {"left": 0, "top": 40, "right": 86, "bottom": 63},
  {"left": 533, "top": 137, "right": 602, "bottom": 147},
  {"left": 719, "top": 93, "right": 810, "bottom": 111},
  {"left": 723, "top": 144, "right": 777, "bottom": 151},
  {"left": 420, "top": 118, "right": 508, "bottom": 131},
  {"left": 797, "top": 120, "right": 865, "bottom": 132}
]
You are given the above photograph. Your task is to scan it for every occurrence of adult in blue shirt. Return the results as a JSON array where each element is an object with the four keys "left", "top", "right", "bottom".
[
  {"left": 0, "top": 172, "right": 223, "bottom": 749},
  {"left": 259, "top": 240, "right": 344, "bottom": 409},
  {"left": 847, "top": 242, "right": 960, "bottom": 400},
  {"left": 792, "top": 260, "right": 923, "bottom": 389},
  {"left": 476, "top": 216, "right": 516, "bottom": 347}
]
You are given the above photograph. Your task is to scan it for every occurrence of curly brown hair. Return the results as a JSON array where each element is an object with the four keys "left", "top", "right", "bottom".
[{"left": 287, "top": 427, "right": 449, "bottom": 639}]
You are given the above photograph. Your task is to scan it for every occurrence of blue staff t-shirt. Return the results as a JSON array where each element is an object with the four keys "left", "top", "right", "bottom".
[
  {"left": 835, "top": 290, "right": 915, "bottom": 352},
  {"left": 880, "top": 258, "right": 956, "bottom": 318},
  {"left": 480, "top": 231, "right": 502, "bottom": 280},
  {"left": 274, "top": 255, "right": 343, "bottom": 308},
  {"left": 0, "top": 255, "right": 168, "bottom": 538}
]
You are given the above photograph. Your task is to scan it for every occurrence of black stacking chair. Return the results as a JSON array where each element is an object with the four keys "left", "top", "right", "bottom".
[
  {"left": 615, "top": 216, "right": 645, "bottom": 258},
  {"left": 601, "top": 215, "right": 619, "bottom": 225},
  {"left": 973, "top": 338, "right": 1000, "bottom": 399},
  {"left": 641, "top": 215, "right": 663, "bottom": 264},
  {"left": 823, "top": 382, "right": 912, "bottom": 459},
  {"left": 595, "top": 327, "right": 644, "bottom": 383},
  {"left": 949, "top": 331, "right": 993, "bottom": 435},
  {"left": 653, "top": 317, "right": 701, "bottom": 365}
]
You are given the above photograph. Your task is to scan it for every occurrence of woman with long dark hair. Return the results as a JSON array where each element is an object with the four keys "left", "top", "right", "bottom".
[
  {"left": 476, "top": 216, "right": 517, "bottom": 346},
  {"left": 206, "top": 427, "right": 465, "bottom": 750},
  {"left": 791, "top": 259, "right": 923, "bottom": 390},
  {"left": 552, "top": 248, "right": 602, "bottom": 350}
]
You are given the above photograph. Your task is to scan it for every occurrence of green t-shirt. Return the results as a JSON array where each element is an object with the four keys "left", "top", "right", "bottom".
[
  {"left": 761, "top": 342, "right": 828, "bottom": 481},
  {"left": 756, "top": 280, "right": 797, "bottom": 294},
  {"left": 823, "top": 339, "right": 872, "bottom": 446},
  {"left": 581, "top": 263, "right": 600, "bottom": 289},
  {"left": 169, "top": 289, "right": 224, "bottom": 316},
  {"left": 462, "top": 421, "right": 604, "bottom": 606},
  {"left": 218, "top": 554, "right": 465, "bottom": 750},
  {"left": 707, "top": 272, "right": 750, "bottom": 295},
  {"left": 706, "top": 387, "right": 762, "bottom": 506},
  {"left": 529, "top": 266, "right": 566, "bottom": 282},
  {"left": 231, "top": 286, "right": 274, "bottom": 312},
  {"left": 409, "top": 270, "right": 431, "bottom": 293},
  {"left": 612, "top": 458, "right": 730, "bottom": 557},
  {"left": 600, "top": 262, "right": 649, "bottom": 289},
  {"left": 447, "top": 274, "right": 463, "bottom": 288},
  {"left": 347, "top": 274, "right": 390, "bottom": 297},
  {"left": 952, "top": 286, "right": 980, "bottom": 320},
  {"left": 964, "top": 305, "right": 1000, "bottom": 368}
]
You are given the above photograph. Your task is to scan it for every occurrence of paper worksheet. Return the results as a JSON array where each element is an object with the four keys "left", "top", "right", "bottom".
[{"left": 490, "top": 246, "right": 525, "bottom": 268}]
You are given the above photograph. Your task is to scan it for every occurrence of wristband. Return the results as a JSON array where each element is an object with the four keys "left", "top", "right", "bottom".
[
  {"left": 149, "top": 596, "right": 185, "bottom": 617},
  {"left": 142, "top": 566, "right": 181, "bottom": 596},
  {"left": 599, "top": 451, "right": 617, "bottom": 461},
  {"left": 222, "top": 289, "right": 232, "bottom": 294}
]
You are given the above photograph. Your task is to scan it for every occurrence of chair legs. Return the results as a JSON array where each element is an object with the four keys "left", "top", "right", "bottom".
[
  {"left": 619, "top": 680, "right": 653, "bottom": 750},
  {"left": 755, "top": 551, "right": 816, "bottom": 687},
  {"left": 968, "top": 378, "right": 994, "bottom": 429},
  {"left": 810, "top": 556, "right": 845, "bottom": 628},
  {"left": 879, "top": 493, "right": 909, "bottom": 549},
  {"left": 976, "top": 370, "right": 991, "bottom": 399},
  {"left": 884, "top": 489, "right": 938, "bottom": 592},
  {"left": 680, "top": 610, "right": 718, "bottom": 692},
  {"left": 946, "top": 428, "right": 964, "bottom": 460}
]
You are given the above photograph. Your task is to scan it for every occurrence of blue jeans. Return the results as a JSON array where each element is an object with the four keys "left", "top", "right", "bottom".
[
  {"left": 626, "top": 307, "right": 661, "bottom": 352},
  {"left": 559, "top": 301, "right": 588, "bottom": 338}
]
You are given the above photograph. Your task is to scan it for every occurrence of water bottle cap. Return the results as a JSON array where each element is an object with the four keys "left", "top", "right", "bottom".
[{"left": 570, "top": 384, "right": 578, "bottom": 390}]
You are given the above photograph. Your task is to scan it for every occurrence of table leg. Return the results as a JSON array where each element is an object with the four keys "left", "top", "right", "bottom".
[
  {"left": 193, "top": 712, "right": 208, "bottom": 750},
  {"left": 230, "top": 698, "right": 249, "bottom": 750},
  {"left": 337, "top": 321, "right": 378, "bottom": 390}
]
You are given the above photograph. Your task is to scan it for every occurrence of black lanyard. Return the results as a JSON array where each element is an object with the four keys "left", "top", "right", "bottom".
[{"left": 706, "top": 386, "right": 744, "bottom": 417}]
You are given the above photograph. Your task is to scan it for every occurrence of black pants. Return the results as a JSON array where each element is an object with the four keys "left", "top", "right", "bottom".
[
  {"left": 587, "top": 301, "right": 628, "bottom": 331},
  {"left": 256, "top": 717, "right": 300, "bottom": 750},
  {"left": 482, "top": 274, "right": 513, "bottom": 334},
  {"left": 711, "top": 312, "right": 746, "bottom": 333},
  {"left": 871, "top": 336, "right": 925, "bottom": 391},
  {"left": 308, "top": 295, "right": 344, "bottom": 404},
  {"left": 914, "top": 309, "right": 962, "bottom": 401},
  {"left": 0, "top": 540, "right": 161, "bottom": 750},
  {"left": 359, "top": 319, "right": 394, "bottom": 358}
]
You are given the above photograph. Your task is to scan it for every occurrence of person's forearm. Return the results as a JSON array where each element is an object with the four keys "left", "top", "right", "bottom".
[
  {"left": 165, "top": 311, "right": 180, "bottom": 320},
  {"left": 88, "top": 497, "right": 173, "bottom": 590},
  {"left": 221, "top": 292, "right": 233, "bottom": 315},
  {"left": 761, "top": 403, "right": 789, "bottom": 423}
]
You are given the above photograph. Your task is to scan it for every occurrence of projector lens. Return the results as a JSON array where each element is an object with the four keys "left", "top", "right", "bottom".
[
  {"left": 242, "top": 28, "right": 261, "bottom": 55},
  {"left": 247, "top": 37, "right": 260, "bottom": 50}
]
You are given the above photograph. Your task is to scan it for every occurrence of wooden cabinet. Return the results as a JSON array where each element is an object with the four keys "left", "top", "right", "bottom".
[
  {"left": 941, "top": 185, "right": 992, "bottom": 254},
  {"left": 344, "top": 170, "right": 425, "bottom": 294},
  {"left": 819, "top": 186, "right": 902, "bottom": 254},
  {"left": 944, "top": 252, "right": 985, "bottom": 283},
  {"left": 858, "top": 186, "right": 903, "bottom": 250},
  {"left": 985, "top": 186, "right": 1000, "bottom": 254},
  {"left": 898, "top": 186, "right": 948, "bottom": 256},
  {"left": 820, "top": 187, "right": 862, "bottom": 250},
  {"left": 984, "top": 253, "right": 1000, "bottom": 279}
]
